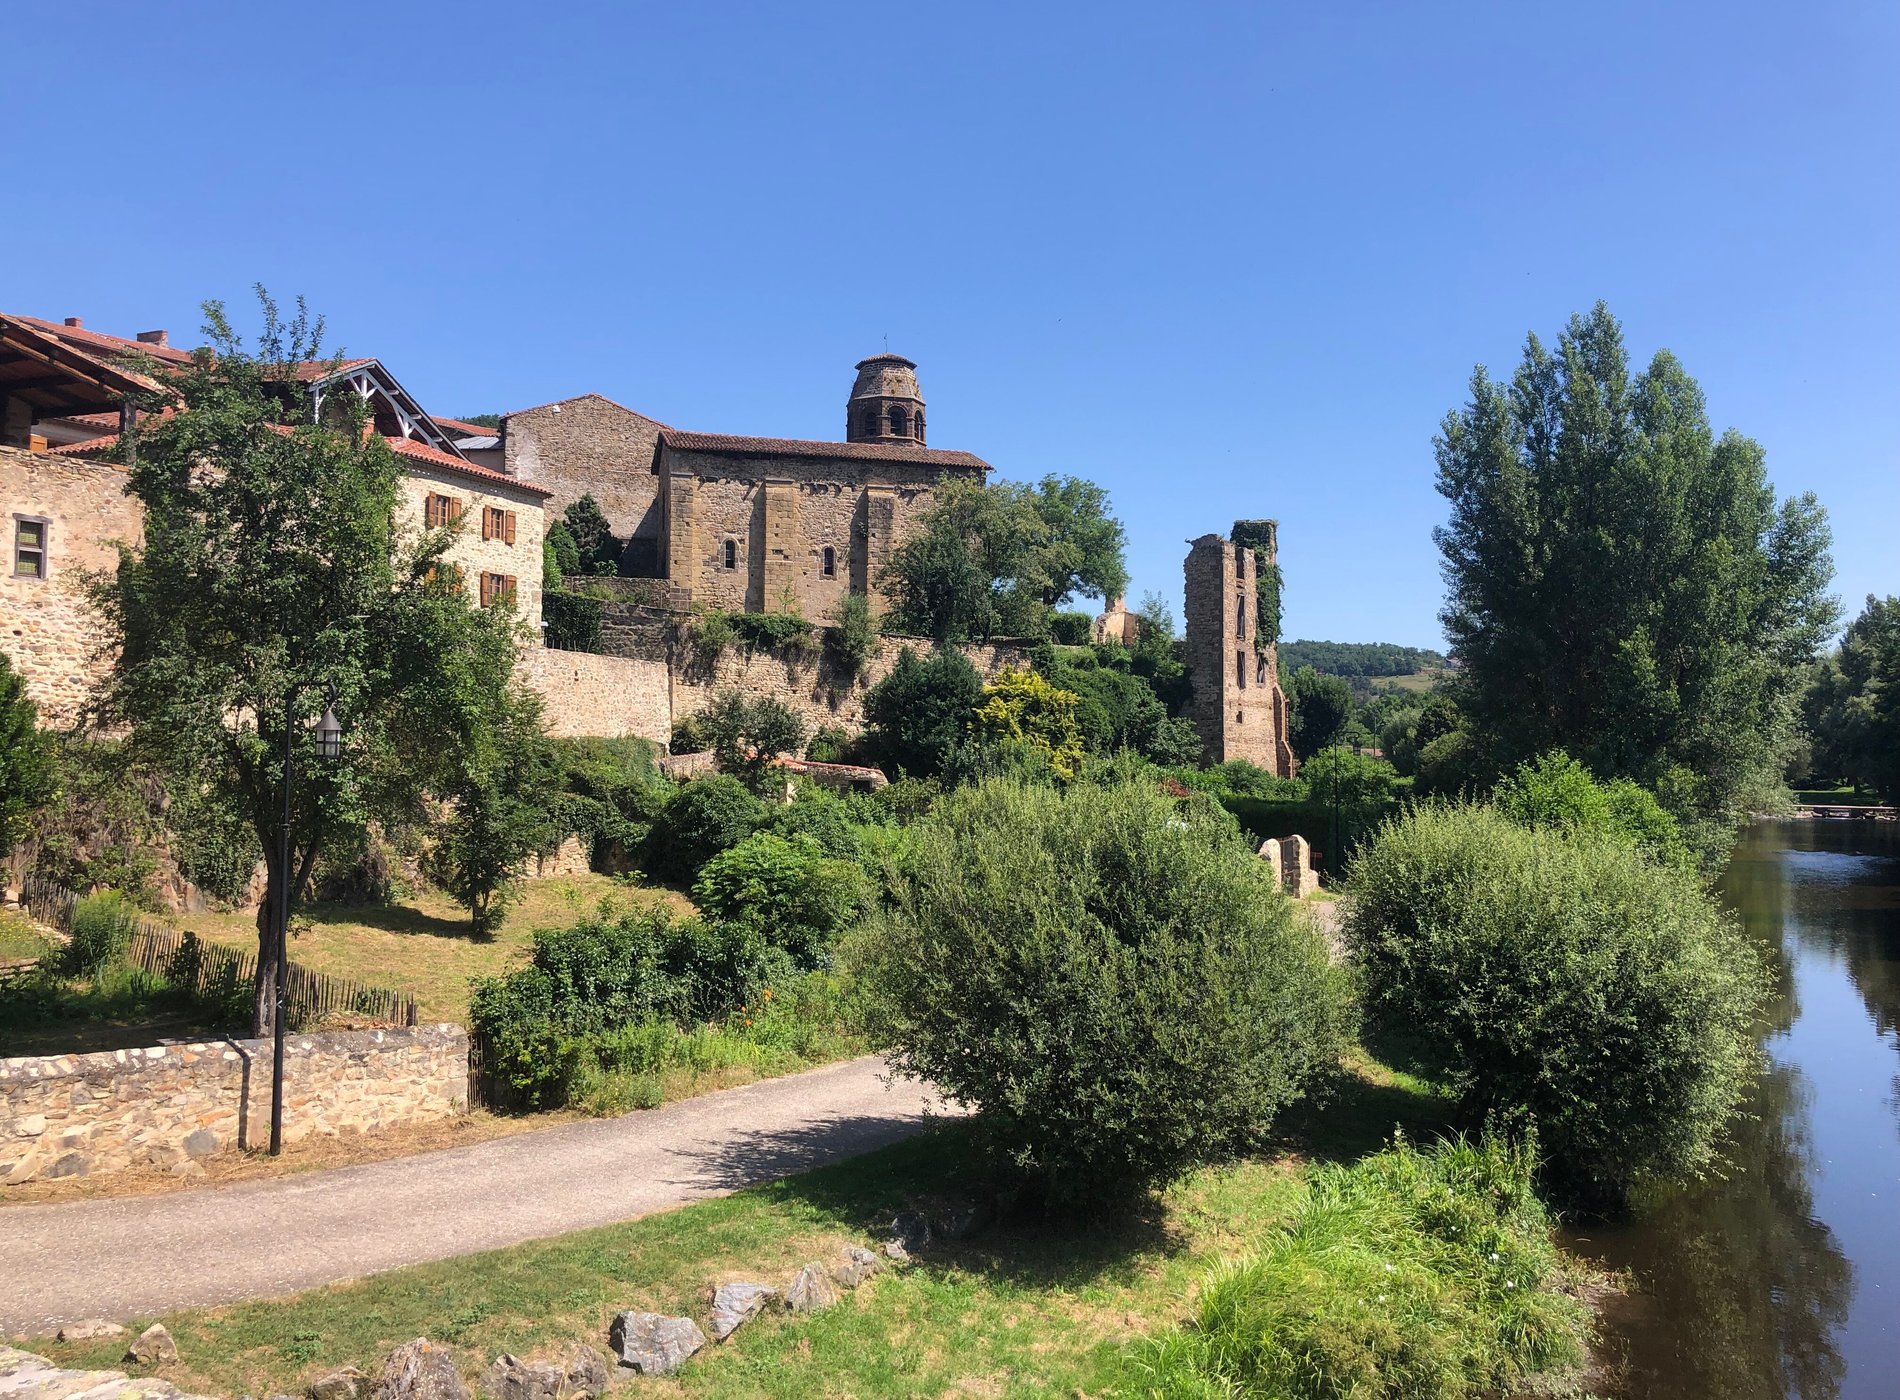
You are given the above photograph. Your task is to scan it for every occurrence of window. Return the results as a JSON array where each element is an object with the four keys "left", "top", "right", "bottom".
[
  {"left": 425, "top": 493, "right": 462, "bottom": 528},
  {"left": 913, "top": 412, "right": 924, "bottom": 443},
  {"left": 723, "top": 538, "right": 738, "bottom": 570},
  {"left": 479, "top": 572, "right": 517, "bottom": 609},
  {"left": 1235, "top": 551, "right": 1246, "bottom": 580},
  {"left": 1236, "top": 597, "right": 1247, "bottom": 637},
  {"left": 1236, "top": 650, "right": 1247, "bottom": 688},
  {"left": 13, "top": 518, "right": 47, "bottom": 579},
  {"left": 1257, "top": 656, "right": 1269, "bottom": 686},
  {"left": 482, "top": 506, "right": 517, "bottom": 543},
  {"left": 888, "top": 405, "right": 907, "bottom": 437},
  {"left": 821, "top": 545, "right": 836, "bottom": 578}
]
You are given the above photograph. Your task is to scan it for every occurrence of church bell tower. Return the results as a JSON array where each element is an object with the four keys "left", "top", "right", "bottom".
[{"left": 846, "top": 353, "right": 926, "bottom": 445}]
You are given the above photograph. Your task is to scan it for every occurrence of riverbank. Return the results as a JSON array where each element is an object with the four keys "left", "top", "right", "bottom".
[{"left": 21, "top": 1049, "right": 1609, "bottom": 1399}]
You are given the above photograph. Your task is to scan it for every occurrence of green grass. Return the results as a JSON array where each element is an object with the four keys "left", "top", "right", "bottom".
[
  {"left": 18, "top": 1051, "right": 1594, "bottom": 1400},
  {"left": 0, "top": 962, "right": 244, "bottom": 1057},
  {"left": 0, "top": 908, "right": 51, "bottom": 965}
]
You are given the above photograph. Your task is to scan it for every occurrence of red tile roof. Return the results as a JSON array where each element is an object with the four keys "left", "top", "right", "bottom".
[
  {"left": 383, "top": 435, "right": 553, "bottom": 498},
  {"left": 659, "top": 429, "right": 989, "bottom": 471},
  {"left": 45, "top": 434, "right": 120, "bottom": 457},
  {"left": 291, "top": 358, "right": 376, "bottom": 381},
  {"left": 432, "top": 417, "right": 497, "bottom": 438},
  {"left": 13, "top": 316, "right": 193, "bottom": 365}
]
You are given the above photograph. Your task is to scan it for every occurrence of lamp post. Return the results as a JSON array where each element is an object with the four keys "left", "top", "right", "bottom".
[{"left": 270, "top": 683, "right": 342, "bottom": 1157}]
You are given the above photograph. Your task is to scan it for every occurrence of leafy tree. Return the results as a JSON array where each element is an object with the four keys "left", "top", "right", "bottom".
[
  {"left": 862, "top": 646, "right": 985, "bottom": 777},
  {"left": 543, "top": 520, "right": 580, "bottom": 585},
  {"left": 90, "top": 289, "right": 531, "bottom": 1031},
  {"left": 882, "top": 480, "right": 1051, "bottom": 641},
  {"left": 1048, "top": 611, "right": 1095, "bottom": 645},
  {"left": 1028, "top": 474, "right": 1128, "bottom": 607},
  {"left": 1435, "top": 303, "right": 1837, "bottom": 854},
  {"left": 854, "top": 775, "right": 1351, "bottom": 1207},
  {"left": 823, "top": 591, "right": 880, "bottom": 679},
  {"left": 646, "top": 773, "right": 765, "bottom": 884},
  {"left": 970, "top": 669, "right": 1086, "bottom": 780},
  {"left": 1276, "top": 639, "right": 1449, "bottom": 677},
  {"left": 1346, "top": 803, "right": 1770, "bottom": 1209},
  {"left": 456, "top": 413, "right": 503, "bottom": 429},
  {"left": 1285, "top": 665, "right": 1354, "bottom": 762},
  {"left": 562, "top": 495, "right": 622, "bottom": 576},
  {"left": 696, "top": 689, "right": 807, "bottom": 790},
  {"left": 0, "top": 653, "right": 57, "bottom": 853},
  {"left": 1803, "top": 595, "right": 1900, "bottom": 802}
]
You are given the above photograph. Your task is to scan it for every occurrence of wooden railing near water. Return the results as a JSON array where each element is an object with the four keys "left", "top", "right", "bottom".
[{"left": 17, "top": 875, "right": 418, "bottom": 1029}]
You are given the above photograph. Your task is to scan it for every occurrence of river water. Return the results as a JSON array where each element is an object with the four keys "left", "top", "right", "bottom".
[{"left": 1578, "top": 818, "right": 1900, "bottom": 1399}]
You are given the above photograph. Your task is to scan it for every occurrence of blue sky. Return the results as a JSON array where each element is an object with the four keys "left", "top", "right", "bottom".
[{"left": 11, "top": 1, "right": 1896, "bottom": 648}]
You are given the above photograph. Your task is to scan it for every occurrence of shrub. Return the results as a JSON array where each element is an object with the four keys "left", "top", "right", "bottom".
[
  {"left": 854, "top": 776, "right": 1352, "bottom": 1207},
  {"left": 549, "top": 737, "right": 668, "bottom": 871},
  {"left": 64, "top": 890, "right": 139, "bottom": 975},
  {"left": 969, "top": 669, "right": 1086, "bottom": 780},
  {"left": 824, "top": 593, "right": 880, "bottom": 678},
  {"left": 542, "top": 590, "right": 604, "bottom": 653},
  {"left": 1345, "top": 803, "right": 1770, "bottom": 1208},
  {"left": 1130, "top": 1132, "right": 1590, "bottom": 1399},
  {"left": 1048, "top": 610, "right": 1094, "bottom": 645},
  {"left": 693, "top": 832, "right": 866, "bottom": 962},
  {"left": 862, "top": 645, "right": 985, "bottom": 778},
  {"left": 1495, "top": 749, "right": 1690, "bottom": 867},
  {"left": 646, "top": 773, "right": 766, "bottom": 884},
  {"left": 697, "top": 689, "right": 807, "bottom": 788},
  {"left": 0, "top": 651, "right": 56, "bottom": 852},
  {"left": 805, "top": 725, "right": 852, "bottom": 764}
]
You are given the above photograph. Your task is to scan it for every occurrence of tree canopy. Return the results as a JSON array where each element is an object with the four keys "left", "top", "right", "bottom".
[
  {"left": 0, "top": 653, "right": 57, "bottom": 854},
  {"left": 1434, "top": 302, "right": 1837, "bottom": 850},
  {"left": 1285, "top": 665, "right": 1354, "bottom": 762},
  {"left": 1803, "top": 595, "right": 1900, "bottom": 802}
]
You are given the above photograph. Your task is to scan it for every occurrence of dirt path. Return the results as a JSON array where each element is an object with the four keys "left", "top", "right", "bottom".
[{"left": 0, "top": 1056, "right": 951, "bottom": 1336}]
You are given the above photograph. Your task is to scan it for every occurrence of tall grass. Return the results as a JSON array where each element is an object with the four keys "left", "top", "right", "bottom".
[{"left": 1124, "top": 1134, "right": 1594, "bottom": 1399}]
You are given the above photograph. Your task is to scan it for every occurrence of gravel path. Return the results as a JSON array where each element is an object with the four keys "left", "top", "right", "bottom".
[{"left": 0, "top": 1057, "right": 950, "bottom": 1336}]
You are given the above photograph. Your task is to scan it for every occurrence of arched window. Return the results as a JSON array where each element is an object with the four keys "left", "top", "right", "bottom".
[
  {"left": 913, "top": 413, "right": 924, "bottom": 443},
  {"left": 723, "top": 538, "right": 737, "bottom": 570},
  {"left": 861, "top": 407, "right": 879, "bottom": 438},
  {"left": 821, "top": 545, "right": 836, "bottom": 578},
  {"left": 888, "top": 404, "right": 908, "bottom": 437}
]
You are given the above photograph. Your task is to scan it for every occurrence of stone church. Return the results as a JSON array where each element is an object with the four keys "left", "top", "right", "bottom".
[{"left": 495, "top": 353, "right": 989, "bottom": 619}]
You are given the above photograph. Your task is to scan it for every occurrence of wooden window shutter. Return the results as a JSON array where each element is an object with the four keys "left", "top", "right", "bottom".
[
  {"left": 481, "top": 508, "right": 494, "bottom": 541},
  {"left": 503, "top": 574, "right": 517, "bottom": 607},
  {"left": 504, "top": 511, "right": 517, "bottom": 545},
  {"left": 447, "top": 498, "right": 463, "bottom": 525}
]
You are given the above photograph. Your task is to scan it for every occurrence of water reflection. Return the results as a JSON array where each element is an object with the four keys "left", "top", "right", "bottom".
[{"left": 1581, "top": 819, "right": 1900, "bottom": 1400}]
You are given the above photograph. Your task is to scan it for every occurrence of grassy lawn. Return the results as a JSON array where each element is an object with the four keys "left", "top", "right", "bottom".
[
  {"left": 0, "top": 907, "right": 52, "bottom": 966},
  {"left": 31, "top": 1054, "right": 1467, "bottom": 1399},
  {"left": 166, "top": 874, "right": 692, "bottom": 1024}
]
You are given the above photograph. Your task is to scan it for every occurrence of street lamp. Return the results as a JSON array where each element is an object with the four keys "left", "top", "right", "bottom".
[{"left": 270, "top": 681, "right": 342, "bottom": 1156}]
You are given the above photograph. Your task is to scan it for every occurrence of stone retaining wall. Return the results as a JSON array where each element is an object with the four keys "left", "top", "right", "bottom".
[{"left": 0, "top": 1024, "right": 468, "bottom": 1184}]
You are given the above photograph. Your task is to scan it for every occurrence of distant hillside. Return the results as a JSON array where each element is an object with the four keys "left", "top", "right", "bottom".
[{"left": 1277, "top": 639, "right": 1448, "bottom": 678}]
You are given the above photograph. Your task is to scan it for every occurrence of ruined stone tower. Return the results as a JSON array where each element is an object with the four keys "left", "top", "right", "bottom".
[
  {"left": 845, "top": 353, "right": 925, "bottom": 444},
  {"left": 1184, "top": 531, "right": 1295, "bottom": 775}
]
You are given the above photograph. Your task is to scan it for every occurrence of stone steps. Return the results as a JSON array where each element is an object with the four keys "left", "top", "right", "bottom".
[{"left": 0, "top": 1348, "right": 214, "bottom": 1400}]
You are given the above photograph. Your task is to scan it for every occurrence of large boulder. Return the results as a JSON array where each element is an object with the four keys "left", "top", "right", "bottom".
[
  {"left": 561, "top": 1345, "right": 609, "bottom": 1400},
  {"left": 606, "top": 1313, "right": 705, "bottom": 1377},
  {"left": 477, "top": 1356, "right": 562, "bottom": 1400},
  {"left": 708, "top": 1283, "right": 777, "bottom": 1343},
  {"left": 888, "top": 1210, "right": 931, "bottom": 1253},
  {"left": 783, "top": 1263, "right": 840, "bottom": 1314},
  {"left": 372, "top": 1340, "right": 471, "bottom": 1400},
  {"left": 307, "top": 1366, "right": 367, "bottom": 1400}
]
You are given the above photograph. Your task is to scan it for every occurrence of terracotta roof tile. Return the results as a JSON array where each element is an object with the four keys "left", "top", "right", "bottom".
[
  {"left": 383, "top": 435, "right": 553, "bottom": 498},
  {"left": 659, "top": 429, "right": 989, "bottom": 471},
  {"left": 13, "top": 316, "right": 194, "bottom": 364},
  {"left": 431, "top": 417, "right": 496, "bottom": 438}
]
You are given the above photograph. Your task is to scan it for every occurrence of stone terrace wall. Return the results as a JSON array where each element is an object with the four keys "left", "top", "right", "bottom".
[
  {"left": 520, "top": 646, "right": 671, "bottom": 744},
  {"left": 0, "top": 1024, "right": 467, "bottom": 1184}
]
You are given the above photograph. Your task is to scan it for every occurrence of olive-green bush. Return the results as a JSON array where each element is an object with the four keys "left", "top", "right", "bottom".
[
  {"left": 1345, "top": 803, "right": 1770, "bottom": 1208},
  {"left": 645, "top": 773, "right": 765, "bottom": 884},
  {"left": 854, "top": 775, "right": 1352, "bottom": 1206}
]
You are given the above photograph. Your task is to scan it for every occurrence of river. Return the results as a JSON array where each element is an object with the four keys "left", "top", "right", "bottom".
[{"left": 1577, "top": 817, "right": 1900, "bottom": 1399}]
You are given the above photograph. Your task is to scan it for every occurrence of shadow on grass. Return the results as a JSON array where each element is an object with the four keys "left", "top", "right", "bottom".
[{"left": 293, "top": 901, "right": 479, "bottom": 941}]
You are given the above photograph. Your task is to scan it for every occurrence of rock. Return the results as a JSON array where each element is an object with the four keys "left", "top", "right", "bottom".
[
  {"left": 57, "top": 1319, "right": 129, "bottom": 1342},
  {"left": 880, "top": 1241, "right": 910, "bottom": 1264},
  {"left": 478, "top": 1355, "right": 562, "bottom": 1400},
  {"left": 708, "top": 1282, "right": 777, "bottom": 1342},
  {"left": 308, "top": 1365, "right": 368, "bottom": 1400},
  {"left": 784, "top": 1262, "right": 841, "bottom": 1314},
  {"left": 171, "top": 1160, "right": 206, "bottom": 1178},
  {"left": 183, "top": 1129, "right": 220, "bottom": 1159},
  {"left": 46, "top": 1152, "right": 90, "bottom": 1180},
  {"left": 606, "top": 1312, "right": 705, "bottom": 1377},
  {"left": 127, "top": 1323, "right": 179, "bottom": 1366},
  {"left": 558, "top": 1345, "right": 608, "bottom": 1400},
  {"left": 831, "top": 1246, "right": 882, "bottom": 1289},
  {"left": 371, "top": 1340, "right": 471, "bottom": 1400},
  {"left": 942, "top": 1201, "right": 992, "bottom": 1240},
  {"left": 888, "top": 1209, "right": 931, "bottom": 1253}
]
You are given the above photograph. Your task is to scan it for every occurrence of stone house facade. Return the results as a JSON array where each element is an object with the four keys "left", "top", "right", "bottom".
[{"left": 498, "top": 354, "right": 988, "bottom": 621}]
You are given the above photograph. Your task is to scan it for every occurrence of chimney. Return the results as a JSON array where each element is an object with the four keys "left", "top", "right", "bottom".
[
  {"left": 137, "top": 330, "right": 169, "bottom": 348},
  {"left": 63, "top": 317, "right": 83, "bottom": 328}
]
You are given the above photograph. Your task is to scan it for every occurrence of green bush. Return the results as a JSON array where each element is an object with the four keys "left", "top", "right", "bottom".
[
  {"left": 543, "top": 590, "right": 604, "bottom": 653},
  {"left": 693, "top": 832, "right": 866, "bottom": 962},
  {"left": 1129, "top": 1133, "right": 1591, "bottom": 1399},
  {"left": 1495, "top": 749, "right": 1690, "bottom": 867},
  {"left": 1345, "top": 803, "right": 1770, "bottom": 1208},
  {"left": 862, "top": 645, "right": 985, "bottom": 778},
  {"left": 64, "top": 890, "right": 139, "bottom": 975},
  {"left": 1048, "top": 611, "right": 1094, "bottom": 645},
  {"left": 854, "top": 775, "right": 1352, "bottom": 1206},
  {"left": 805, "top": 725, "right": 852, "bottom": 764},
  {"left": 824, "top": 593, "right": 881, "bottom": 679},
  {"left": 646, "top": 774, "right": 765, "bottom": 884},
  {"left": 549, "top": 737, "right": 668, "bottom": 872}
]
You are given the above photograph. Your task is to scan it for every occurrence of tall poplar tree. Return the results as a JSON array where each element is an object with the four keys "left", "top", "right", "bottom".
[{"left": 1434, "top": 303, "right": 1837, "bottom": 853}]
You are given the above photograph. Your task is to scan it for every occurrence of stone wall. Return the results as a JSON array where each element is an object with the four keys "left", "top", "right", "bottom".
[
  {"left": 400, "top": 461, "right": 548, "bottom": 633},
  {"left": 520, "top": 646, "right": 671, "bottom": 744},
  {"left": 1184, "top": 533, "right": 1294, "bottom": 776},
  {"left": 0, "top": 444, "right": 143, "bottom": 727},
  {"left": 504, "top": 396, "right": 667, "bottom": 574},
  {"left": 0, "top": 1024, "right": 468, "bottom": 1184}
]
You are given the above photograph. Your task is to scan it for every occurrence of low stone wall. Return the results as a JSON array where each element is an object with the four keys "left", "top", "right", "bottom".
[
  {"left": 0, "top": 1024, "right": 468, "bottom": 1184},
  {"left": 521, "top": 646, "right": 671, "bottom": 744}
]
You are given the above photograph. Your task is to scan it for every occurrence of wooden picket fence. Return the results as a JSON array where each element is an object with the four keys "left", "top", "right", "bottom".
[{"left": 18, "top": 874, "right": 418, "bottom": 1030}]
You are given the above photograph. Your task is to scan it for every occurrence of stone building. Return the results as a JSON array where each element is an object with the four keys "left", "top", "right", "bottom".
[
  {"left": 498, "top": 354, "right": 988, "bottom": 619},
  {"left": 0, "top": 313, "right": 552, "bottom": 725},
  {"left": 1184, "top": 530, "right": 1295, "bottom": 775}
]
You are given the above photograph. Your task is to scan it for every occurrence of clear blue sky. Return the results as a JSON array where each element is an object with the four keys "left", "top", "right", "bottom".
[{"left": 12, "top": 1, "right": 1896, "bottom": 648}]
